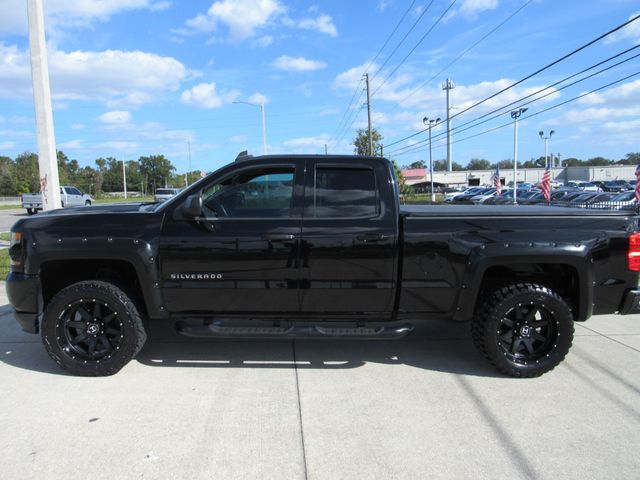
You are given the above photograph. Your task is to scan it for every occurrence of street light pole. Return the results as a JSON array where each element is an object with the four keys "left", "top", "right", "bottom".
[
  {"left": 510, "top": 108, "right": 527, "bottom": 204},
  {"left": 423, "top": 116, "right": 441, "bottom": 203},
  {"left": 233, "top": 101, "right": 267, "bottom": 155},
  {"left": 539, "top": 130, "right": 555, "bottom": 167}
]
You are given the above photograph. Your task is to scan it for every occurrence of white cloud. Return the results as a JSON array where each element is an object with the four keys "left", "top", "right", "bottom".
[
  {"left": 297, "top": 14, "right": 338, "bottom": 37},
  {"left": 605, "top": 12, "right": 640, "bottom": 45},
  {"left": 0, "top": 43, "right": 188, "bottom": 105},
  {"left": 446, "top": 0, "right": 499, "bottom": 21},
  {"left": 251, "top": 35, "right": 274, "bottom": 48},
  {"left": 180, "top": 0, "right": 283, "bottom": 42},
  {"left": 377, "top": 1, "right": 392, "bottom": 12},
  {"left": 229, "top": 135, "right": 248, "bottom": 143},
  {"left": 0, "top": 0, "right": 171, "bottom": 36},
  {"left": 181, "top": 82, "right": 240, "bottom": 109},
  {"left": 247, "top": 92, "right": 269, "bottom": 105},
  {"left": 272, "top": 55, "right": 327, "bottom": 72},
  {"left": 577, "top": 79, "right": 640, "bottom": 107},
  {"left": 283, "top": 134, "right": 332, "bottom": 150},
  {"left": 97, "top": 110, "right": 132, "bottom": 125},
  {"left": 59, "top": 139, "right": 84, "bottom": 149}
]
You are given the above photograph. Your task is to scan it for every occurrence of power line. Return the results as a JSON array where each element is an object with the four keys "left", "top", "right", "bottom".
[
  {"left": 397, "top": 0, "right": 534, "bottom": 105},
  {"left": 330, "top": 0, "right": 418, "bottom": 148},
  {"left": 384, "top": 13, "right": 640, "bottom": 149},
  {"left": 389, "top": 69, "right": 640, "bottom": 157},
  {"left": 371, "top": 0, "right": 458, "bottom": 98},
  {"left": 387, "top": 47, "right": 640, "bottom": 155},
  {"left": 370, "top": 0, "right": 434, "bottom": 82}
]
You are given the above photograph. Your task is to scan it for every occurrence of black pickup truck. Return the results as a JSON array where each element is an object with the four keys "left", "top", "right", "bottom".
[{"left": 6, "top": 154, "right": 640, "bottom": 377}]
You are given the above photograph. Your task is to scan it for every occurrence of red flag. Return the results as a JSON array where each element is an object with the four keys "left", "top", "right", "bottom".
[
  {"left": 541, "top": 161, "right": 551, "bottom": 202},
  {"left": 635, "top": 164, "right": 640, "bottom": 202}
]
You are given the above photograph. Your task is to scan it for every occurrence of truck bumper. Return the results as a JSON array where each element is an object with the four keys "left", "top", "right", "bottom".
[
  {"left": 5, "top": 272, "right": 40, "bottom": 334},
  {"left": 619, "top": 289, "right": 640, "bottom": 315}
]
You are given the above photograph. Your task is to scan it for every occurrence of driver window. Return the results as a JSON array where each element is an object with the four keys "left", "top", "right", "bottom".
[{"left": 201, "top": 166, "right": 295, "bottom": 218}]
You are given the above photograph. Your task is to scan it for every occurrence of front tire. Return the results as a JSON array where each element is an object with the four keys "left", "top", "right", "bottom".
[
  {"left": 41, "top": 281, "right": 147, "bottom": 376},
  {"left": 85, "top": 200, "right": 91, "bottom": 206},
  {"left": 26, "top": 208, "right": 34, "bottom": 215},
  {"left": 472, "top": 283, "right": 574, "bottom": 377}
]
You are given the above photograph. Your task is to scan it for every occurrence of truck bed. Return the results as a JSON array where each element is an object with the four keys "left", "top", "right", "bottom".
[{"left": 400, "top": 204, "right": 634, "bottom": 217}]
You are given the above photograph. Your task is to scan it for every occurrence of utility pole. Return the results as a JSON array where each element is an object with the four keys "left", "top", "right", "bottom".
[
  {"left": 324, "top": 143, "right": 328, "bottom": 155},
  {"left": 511, "top": 108, "right": 527, "bottom": 204},
  {"left": 380, "top": 144, "right": 384, "bottom": 157},
  {"left": 27, "top": 0, "right": 61, "bottom": 211},
  {"left": 423, "top": 117, "right": 441, "bottom": 203},
  {"left": 187, "top": 140, "right": 191, "bottom": 186},
  {"left": 122, "top": 159, "right": 127, "bottom": 199},
  {"left": 442, "top": 78, "right": 455, "bottom": 171},
  {"left": 365, "top": 73, "right": 373, "bottom": 156}
]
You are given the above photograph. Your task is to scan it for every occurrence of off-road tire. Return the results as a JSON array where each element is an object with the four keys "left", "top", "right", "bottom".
[
  {"left": 41, "top": 281, "right": 147, "bottom": 376},
  {"left": 472, "top": 283, "right": 574, "bottom": 378}
]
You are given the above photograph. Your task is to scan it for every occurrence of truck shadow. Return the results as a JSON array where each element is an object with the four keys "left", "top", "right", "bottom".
[
  {"left": 135, "top": 320, "right": 503, "bottom": 378},
  {"left": 0, "top": 308, "right": 501, "bottom": 377}
]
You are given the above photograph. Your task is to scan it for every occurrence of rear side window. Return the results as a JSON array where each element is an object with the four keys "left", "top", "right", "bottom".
[{"left": 314, "top": 167, "right": 378, "bottom": 218}]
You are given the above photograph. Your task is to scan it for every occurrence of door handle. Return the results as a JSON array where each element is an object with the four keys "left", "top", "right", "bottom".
[
  {"left": 356, "top": 233, "right": 388, "bottom": 243},
  {"left": 262, "top": 234, "right": 296, "bottom": 241}
]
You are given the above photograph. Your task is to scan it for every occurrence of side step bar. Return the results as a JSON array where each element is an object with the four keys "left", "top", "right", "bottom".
[{"left": 176, "top": 322, "right": 413, "bottom": 340}]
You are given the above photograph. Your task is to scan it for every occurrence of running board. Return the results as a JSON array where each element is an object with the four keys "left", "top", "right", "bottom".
[{"left": 175, "top": 322, "right": 413, "bottom": 340}]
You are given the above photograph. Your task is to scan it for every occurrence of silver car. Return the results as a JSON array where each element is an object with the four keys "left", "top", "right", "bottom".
[{"left": 154, "top": 188, "right": 180, "bottom": 203}]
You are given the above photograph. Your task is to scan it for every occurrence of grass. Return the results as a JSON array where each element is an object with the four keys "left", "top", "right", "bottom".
[
  {"left": 92, "top": 195, "right": 154, "bottom": 204},
  {"left": 400, "top": 193, "right": 445, "bottom": 204},
  {"left": 0, "top": 232, "right": 10, "bottom": 242},
  {"left": 0, "top": 204, "right": 20, "bottom": 210},
  {"left": 0, "top": 249, "right": 9, "bottom": 279}
]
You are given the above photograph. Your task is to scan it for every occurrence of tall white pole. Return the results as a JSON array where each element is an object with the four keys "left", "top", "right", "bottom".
[
  {"left": 513, "top": 116, "right": 519, "bottom": 204},
  {"left": 260, "top": 103, "right": 267, "bottom": 155},
  {"left": 27, "top": 0, "right": 61, "bottom": 210},
  {"left": 122, "top": 160, "right": 127, "bottom": 199}
]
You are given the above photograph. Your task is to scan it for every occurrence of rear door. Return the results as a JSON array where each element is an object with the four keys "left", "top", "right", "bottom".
[{"left": 299, "top": 159, "right": 398, "bottom": 315}]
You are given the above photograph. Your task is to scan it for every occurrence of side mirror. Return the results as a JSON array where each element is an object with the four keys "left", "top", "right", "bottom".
[{"left": 180, "top": 193, "right": 202, "bottom": 218}]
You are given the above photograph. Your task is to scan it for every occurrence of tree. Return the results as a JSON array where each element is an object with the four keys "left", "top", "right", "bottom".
[
  {"left": 0, "top": 156, "right": 15, "bottom": 195},
  {"left": 392, "top": 160, "right": 409, "bottom": 194},
  {"left": 467, "top": 158, "right": 491, "bottom": 170},
  {"left": 408, "top": 160, "right": 426, "bottom": 169},
  {"left": 353, "top": 128, "right": 383, "bottom": 156},
  {"left": 617, "top": 152, "right": 640, "bottom": 165},
  {"left": 13, "top": 152, "right": 40, "bottom": 194},
  {"left": 139, "top": 155, "right": 176, "bottom": 193},
  {"left": 585, "top": 156, "right": 613, "bottom": 166}
]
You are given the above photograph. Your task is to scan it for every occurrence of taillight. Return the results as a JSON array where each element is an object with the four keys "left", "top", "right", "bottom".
[
  {"left": 628, "top": 233, "right": 640, "bottom": 271},
  {"left": 9, "top": 231, "right": 23, "bottom": 272}
]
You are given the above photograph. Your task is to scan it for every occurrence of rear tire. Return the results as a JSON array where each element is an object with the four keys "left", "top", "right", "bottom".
[
  {"left": 85, "top": 200, "right": 91, "bottom": 206},
  {"left": 41, "top": 281, "right": 147, "bottom": 376},
  {"left": 26, "top": 208, "right": 34, "bottom": 215},
  {"left": 472, "top": 283, "right": 574, "bottom": 377}
]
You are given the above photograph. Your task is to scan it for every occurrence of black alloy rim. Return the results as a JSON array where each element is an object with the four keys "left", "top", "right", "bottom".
[
  {"left": 56, "top": 298, "right": 124, "bottom": 362},
  {"left": 496, "top": 302, "right": 558, "bottom": 364}
]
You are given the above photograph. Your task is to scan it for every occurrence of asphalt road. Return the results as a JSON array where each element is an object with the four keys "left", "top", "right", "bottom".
[
  {"left": 0, "top": 208, "right": 25, "bottom": 233},
  {"left": 1, "top": 283, "right": 639, "bottom": 480}
]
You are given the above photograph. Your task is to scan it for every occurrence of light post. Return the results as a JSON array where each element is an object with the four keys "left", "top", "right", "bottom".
[
  {"left": 423, "top": 116, "right": 441, "bottom": 203},
  {"left": 539, "top": 130, "right": 555, "bottom": 167},
  {"left": 232, "top": 101, "right": 267, "bottom": 155},
  {"left": 510, "top": 107, "right": 527, "bottom": 204}
]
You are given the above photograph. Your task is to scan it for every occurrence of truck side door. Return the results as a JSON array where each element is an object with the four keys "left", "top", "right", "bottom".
[
  {"left": 299, "top": 159, "right": 398, "bottom": 315},
  {"left": 159, "top": 159, "right": 304, "bottom": 315}
]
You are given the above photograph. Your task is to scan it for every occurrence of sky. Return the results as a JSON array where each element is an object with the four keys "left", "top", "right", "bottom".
[{"left": 0, "top": 0, "right": 639, "bottom": 174}]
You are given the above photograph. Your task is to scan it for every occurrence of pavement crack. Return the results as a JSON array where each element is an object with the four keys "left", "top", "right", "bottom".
[
  {"left": 577, "top": 324, "right": 640, "bottom": 353},
  {"left": 292, "top": 340, "right": 309, "bottom": 480}
]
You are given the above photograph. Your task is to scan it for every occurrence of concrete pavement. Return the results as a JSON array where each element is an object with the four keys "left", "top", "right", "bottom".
[{"left": 1, "top": 281, "right": 639, "bottom": 480}]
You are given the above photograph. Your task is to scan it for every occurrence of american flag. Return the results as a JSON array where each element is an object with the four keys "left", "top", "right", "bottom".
[
  {"left": 540, "top": 159, "right": 551, "bottom": 202},
  {"left": 492, "top": 166, "right": 501, "bottom": 195},
  {"left": 635, "top": 164, "right": 640, "bottom": 202}
]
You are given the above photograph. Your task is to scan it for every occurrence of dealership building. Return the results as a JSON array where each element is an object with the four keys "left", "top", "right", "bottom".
[{"left": 402, "top": 165, "right": 637, "bottom": 188}]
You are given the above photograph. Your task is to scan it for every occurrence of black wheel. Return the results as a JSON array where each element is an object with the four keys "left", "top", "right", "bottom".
[
  {"left": 472, "top": 283, "right": 574, "bottom": 377},
  {"left": 85, "top": 200, "right": 91, "bottom": 206},
  {"left": 26, "top": 208, "right": 34, "bottom": 215},
  {"left": 41, "top": 281, "right": 147, "bottom": 376},
  {"left": 61, "top": 201, "right": 65, "bottom": 208}
]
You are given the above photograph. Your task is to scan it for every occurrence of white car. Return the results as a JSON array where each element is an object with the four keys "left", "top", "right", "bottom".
[
  {"left": 444, "top": 187, "right": 482, "bottom": 202},
  {"left": 566, "top": 181, "right": 600, "bottom": 192},
  {"left": 154, "top": 188, "right": 181, "bottom": 203}
]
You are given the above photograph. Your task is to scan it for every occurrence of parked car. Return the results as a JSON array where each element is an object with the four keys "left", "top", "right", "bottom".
[
  {"left": 154, "top": 188, "right": 181, "bottom": 203},
  {"left": 453, "top": 187, "right": 495, "bottom": 203},
  {"left": 565, "top": 181, "right": 600, "bottom": 192},
  {"left": 601, "top": 180, "right": 631, "bottom": 193},
  {"left": 589, "top": 191, "right": 637, "bottom": 210},
  {"left": 444, "top": 187, "right": 482, "bottom": 202},
  {"left": 21, "top": 186, "right": 93, "bottom": 215}
]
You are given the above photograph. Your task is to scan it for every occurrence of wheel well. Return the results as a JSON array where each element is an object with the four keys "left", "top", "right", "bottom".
[
  {"left": 477, "top": 263, "right": 579, "bottom": 317},
  {"left": 40, "top": 259, "right": 147, "bottom": 317}
]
